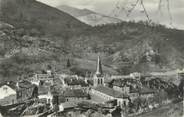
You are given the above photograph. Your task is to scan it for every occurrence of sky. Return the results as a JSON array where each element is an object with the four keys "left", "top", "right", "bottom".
[{"left": 37, "top": 0, "right": 184, "bottom": 30}]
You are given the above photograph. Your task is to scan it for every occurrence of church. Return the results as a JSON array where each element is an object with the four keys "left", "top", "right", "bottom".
[
  {"left": 93, "top": 56, "right": 105, "bottom": 87},
  {"left": 91, "top": 56, "right": 130, "bottom": 107}
]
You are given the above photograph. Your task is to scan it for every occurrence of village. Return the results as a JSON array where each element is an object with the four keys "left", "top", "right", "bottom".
[{"left": 0, "top": 56, "right": 183, "bottom": 117}]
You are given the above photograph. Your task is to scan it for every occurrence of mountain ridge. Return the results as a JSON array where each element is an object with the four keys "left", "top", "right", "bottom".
[
  {"left": 0, "top": 0, "right": 90, "bottom": 37},
  {"left": 57, "top": 5, "right": 95, "bottom": 17},
  {"left": 57, "top": 5, "right": 122, "bottom": 26}
]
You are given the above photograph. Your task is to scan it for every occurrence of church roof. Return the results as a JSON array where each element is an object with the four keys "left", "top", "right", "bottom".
[{"left": 94, "top": 86, "right": 128, "bottom": 99}]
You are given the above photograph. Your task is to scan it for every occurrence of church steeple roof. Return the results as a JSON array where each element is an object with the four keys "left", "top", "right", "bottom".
[{"left": 95, "top": 56, "right": 103, "bottom": 76}]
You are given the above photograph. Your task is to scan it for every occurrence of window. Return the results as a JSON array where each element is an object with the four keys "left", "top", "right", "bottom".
[
  {"left": 3, "top": 87, "right": 8, "bottom": 93},
  {"left": 18, "top": 92, "right": 22, "bottom": 97},
  {"left": 124, "top": 101, "right": 126, "bottom": 106},
  {"left": 3, "top": 87, "right": 7, "bottom": 90},
  {"left": 98, "top": 79, "right": 100, "bottom": 84},
  {"left": 48, "top": 99, "right": 51, "bottom": 103}
]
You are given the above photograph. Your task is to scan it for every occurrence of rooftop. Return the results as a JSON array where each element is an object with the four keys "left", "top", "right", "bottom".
[
  {"left": 112, "top": 79, "right": 138, "bottom": 87},
  {"left": 38, "top": 86, "right": 50, "bottom": 95},
  {"left": 0, "top": 81, "right": 17, "bottom": 90},
  {"left": 94, "top": 86, "right": 128, "bottom": 99},
  {"left": 112, "top": 79, "right": 155, "bottom": 94},
  {"left": 18, "top": 80, "right": 35, "bottom": 89},
  {"left": 64, "top": 78, "right": 88, "bottom": 87},
  {"left": 138, "top": 86, "right": 155, "bottom": 94},
  {"left": 60, "top": 102, "right": 77, "bottom": 109},
  {"left": 64, "top": 89, "right": 89, "bottom": 98}
]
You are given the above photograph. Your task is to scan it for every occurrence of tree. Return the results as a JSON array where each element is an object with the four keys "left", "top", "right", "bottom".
[
  {"left": 112, "top": 0, "right": 173, "bottom": 26},
  {"left": 154, "top": 90, "right": 168, "bottom": 104},
  {"left": 133, "top": 97, "right": 147, "bottom": 111},
  {"left": 178, "top": 79, "right": 184, "bottom": 97},
  {"left": 47, "top": 65, "right": 52, "bottom": 70}
]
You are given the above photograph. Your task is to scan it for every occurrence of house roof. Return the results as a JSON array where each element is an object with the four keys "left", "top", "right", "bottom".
[
  {"left": 64, "top": 89, "right": 88, "bottom": 98},
  {"left": 0, "top": 81, "right": 17, "bottom": 91},
  {"left": 64, "top": 78, "right": 88, "bottom": 87},
  {"left": 104, "top": 79, "right": 113, "bottom": 84},
  {"left": 129, "top": 87, "right": 139, "bottom": 93},
  {"left": 112, "top": 79, "right": 155, "bottom": 95},
  {"left": 87, "top": 79, "right": 93, "bottom": 85},
  {"left": 60, "top": 102, "right": 77, "bottom": 109},
  {"left": 18, "top": 80, "right": 35, "bottom": 89},
  {"left": 38, "top": 86, "right": 50, "bottom": 95},
  {"left": 94, "top": 86, "right": 128, "bottom": 99},
  {"left": 112, "top": 79, "right": 123, "bottom": 87},
  {"left": 112, "top": 79, "right": 138, "bottom": 87},
  {"left": 138, "top": 86, "right": 155, "bottom": 94}
]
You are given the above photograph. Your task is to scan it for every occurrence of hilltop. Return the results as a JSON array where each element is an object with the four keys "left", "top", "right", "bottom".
[
  {"left": 0, "top": 0, "right": 89, "bottom": 37},
  {"left": 57, "top": 5, "right": 122, "bottom": 26}
]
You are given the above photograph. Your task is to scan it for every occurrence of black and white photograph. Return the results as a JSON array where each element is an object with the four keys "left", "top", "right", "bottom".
[{"left": 0, "top": 0, "right": 183, "bottom": 116}]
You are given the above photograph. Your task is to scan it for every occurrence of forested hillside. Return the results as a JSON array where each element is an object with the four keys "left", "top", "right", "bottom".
[
  {"left": 0, "top": 0, "right": 89, "bottom": 37},
  {"left": 69, "top": 21, "right": 184, "bottom": 74}
]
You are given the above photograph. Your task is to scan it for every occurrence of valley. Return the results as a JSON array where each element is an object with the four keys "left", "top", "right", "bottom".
[{"left": 0, "top": 0, "right": 183, "bottom": 117}]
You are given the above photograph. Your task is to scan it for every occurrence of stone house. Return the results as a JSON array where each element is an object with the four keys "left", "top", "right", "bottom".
[
  {"left": 0, "top": 82, "right": 17, "bottom": 106},
  {"left": 16, "top": 80, "right": 38, "bottom": 103}
]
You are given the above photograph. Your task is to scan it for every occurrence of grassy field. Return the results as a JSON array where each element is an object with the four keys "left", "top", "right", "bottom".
[{"left": 72, "top": 58, "right": 118, "bottom": 75}]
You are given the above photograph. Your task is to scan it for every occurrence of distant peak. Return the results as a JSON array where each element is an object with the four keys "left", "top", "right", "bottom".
[{"left": 57, "top": 5, "right": 94, "bottom": 17}]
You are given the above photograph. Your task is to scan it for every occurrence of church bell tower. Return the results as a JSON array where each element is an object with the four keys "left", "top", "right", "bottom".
[{"left": 93, "top": 56, "right": 104, "bottom": 87}]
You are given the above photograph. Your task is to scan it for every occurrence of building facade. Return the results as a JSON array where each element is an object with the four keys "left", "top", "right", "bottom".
[
  {"left": 91, "top": 86, "right": 129, "bottom": 107},
  {"left": 64, "top": 89, "right": 89, "bottom": 102},
  {"left": 0, "top": 83, "right": 17, "bottom": 106},
  {"left": 16, "top": 80, "right": 38, "bottom": 103}
]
